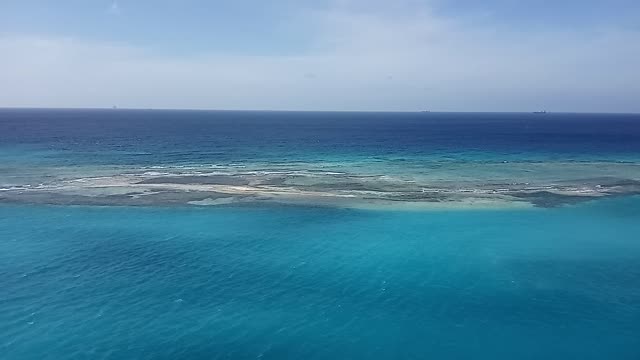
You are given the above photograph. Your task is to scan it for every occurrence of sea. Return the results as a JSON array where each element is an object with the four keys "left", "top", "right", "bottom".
[{"left": 1, "top": 109, "right": 639, "bottom": 359}]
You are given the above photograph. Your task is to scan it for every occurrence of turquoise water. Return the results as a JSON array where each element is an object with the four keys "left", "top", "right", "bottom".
[{"left": 2, "top": 198, "right": 640, "bottom": 359}]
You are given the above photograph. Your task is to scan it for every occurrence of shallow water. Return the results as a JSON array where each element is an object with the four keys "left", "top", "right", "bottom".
[{"left": 1, "top": 198, "right": 640, "bottom": 359}]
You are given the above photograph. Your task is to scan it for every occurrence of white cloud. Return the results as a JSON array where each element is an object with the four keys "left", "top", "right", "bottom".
[
  {"left": 1, "top": 1, "right": 639, "bottom": 112},
  {"left": 108, "top": 1, "right": 120, "bottom": 15}
]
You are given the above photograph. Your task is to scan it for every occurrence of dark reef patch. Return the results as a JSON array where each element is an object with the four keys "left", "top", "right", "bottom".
[{"left": 137, "top": 175, "right": 250, "bottom": 186}]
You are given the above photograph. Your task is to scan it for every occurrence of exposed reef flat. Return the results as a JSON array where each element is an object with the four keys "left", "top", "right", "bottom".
[{"left": 2, "top": 166, "right": 639, "bottom": 209}]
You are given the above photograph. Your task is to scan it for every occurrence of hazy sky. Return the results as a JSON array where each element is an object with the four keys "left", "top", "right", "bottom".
[{"left": 1, "top": 0, "right": 639, "bottom": 112}]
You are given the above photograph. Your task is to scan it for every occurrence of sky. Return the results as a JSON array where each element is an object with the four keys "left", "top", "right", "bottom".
[{"left": 1, "top": 0, "right": 639, "bottom": 112}]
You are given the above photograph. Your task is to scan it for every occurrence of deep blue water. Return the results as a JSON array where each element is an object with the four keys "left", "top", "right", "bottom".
[
  {"left": 1, "top": 109, "right": 640, "bottom": 359},
  {"left": 2, "top": 109, "right": 640, "bottom": 167}
]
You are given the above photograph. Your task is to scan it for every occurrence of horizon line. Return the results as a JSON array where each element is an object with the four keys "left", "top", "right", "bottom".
[{"left": 1, "top": 106, "right": 639, "bottom": 116}]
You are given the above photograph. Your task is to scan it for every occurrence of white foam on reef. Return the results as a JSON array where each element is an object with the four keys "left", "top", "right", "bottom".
[{"left": 0, "top": 186, "right": 30, "bottom": 191}]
